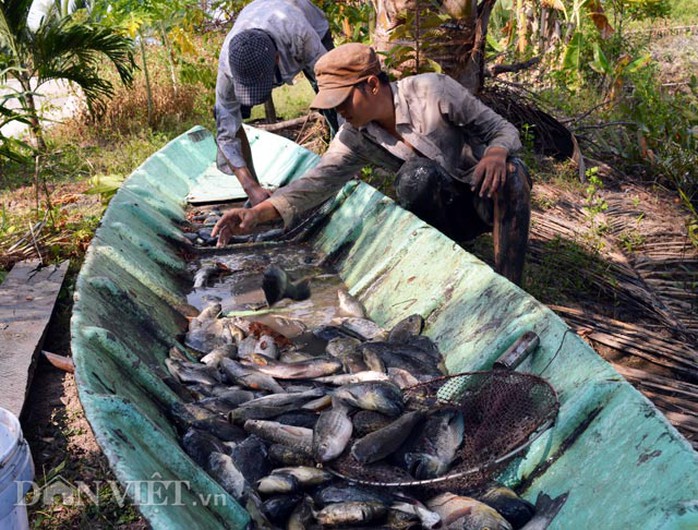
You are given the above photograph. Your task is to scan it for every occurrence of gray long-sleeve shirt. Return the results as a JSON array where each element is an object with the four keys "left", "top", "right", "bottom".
[
  {"left": 268, "top": 73, "right": 522, "bottom": 227},
  {"left": 215, "top": 0, "right": 330, "bottom": 172}
]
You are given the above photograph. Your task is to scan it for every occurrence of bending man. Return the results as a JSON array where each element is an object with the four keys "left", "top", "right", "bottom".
[
  {"left": 213, "top": 43, "right": 531, "bottom": 285},
  {"left": 215, "top": 0, "right": 337, "bottom": 206}
]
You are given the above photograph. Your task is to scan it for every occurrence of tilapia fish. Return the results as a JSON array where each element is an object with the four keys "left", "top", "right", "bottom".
[
  {"left": 426, "top": 493, "right": 512, "bottom": 530},
  {"left": 262, "top": 264, "right": 311, "bottom": 306},
  {"left": 403, "top": 408, "right": 465, "bottom": 480},
  {"left": 351, "top": 410, "right": 425, "bottom": 464},
  {"left": 313, "top": 402, "right": 353, "bottom": 462},
  {"left": 242, "top": 354, "right": 342, "bottom": 380},
  {"left": 334, "top": 381, "right": 405, "bottom": 417}
]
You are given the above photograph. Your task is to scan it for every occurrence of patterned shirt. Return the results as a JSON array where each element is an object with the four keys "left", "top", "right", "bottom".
[
  {"left": 268, "top": 73, "right": 522, "bottom": 227},
  {"left": 215, "top": 0, "right": 329, "bottom": 171}
]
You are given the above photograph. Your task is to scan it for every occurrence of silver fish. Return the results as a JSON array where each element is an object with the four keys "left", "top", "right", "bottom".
[
  {"left": 336, "top": 289, "right": 367, "bottom": 318},
  {"left": 426, "top": 493, "right": 512, "bottom": 530},
  {"left": 313, "top": 402, "right": 353, "bottom": 462},
  {"left": 314, "top": 371, "right": 390, "bottom": 385},
  {"left": 337, "top": 317, "right": 387, "bottom": 341},
  {"left": 271, "top": 466, "right": 333, "bottom": 487},
  {"left": 239, "top": 388, "right": 325, "bottom": 409},
  {"left": 387, "top": 367, "right": 420, "bottom": 389},
  {"left": 220, "top": 358, "right": 285, "bottom": 393},
  {"left": 165, "top": 358, "right": 221, "bottom": 385},
  {"left": 242, "top": 354, "right": 342, "bottom": 380},
  {"left": 243, "top": 419, "right": 314, "bottom": 450}
]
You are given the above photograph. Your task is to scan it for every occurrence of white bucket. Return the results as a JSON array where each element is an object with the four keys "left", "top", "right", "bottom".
[{"left": 0, "top": 407, "right": 35, "bottom": 530}]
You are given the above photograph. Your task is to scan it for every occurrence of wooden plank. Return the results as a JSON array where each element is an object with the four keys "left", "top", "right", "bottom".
[{"left": 0, "top": 259, "right": 69, "bottom": 417}]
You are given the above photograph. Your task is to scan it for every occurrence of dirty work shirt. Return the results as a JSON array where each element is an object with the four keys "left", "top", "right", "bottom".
[
  {"left": 215, "top": 0, "right": 330, "bottom": 172},
  {"left": 268, "top": 73, "right": 522, "bottom": 227}
]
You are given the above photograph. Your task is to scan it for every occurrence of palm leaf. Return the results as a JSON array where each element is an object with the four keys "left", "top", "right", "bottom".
[{"left": 29, "top": 17, "right": 135, "bottom": 108}]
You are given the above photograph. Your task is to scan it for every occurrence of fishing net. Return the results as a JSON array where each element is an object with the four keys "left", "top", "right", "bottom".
[{"left": 327, "top": 370, "right": 559, "bottom": 493}]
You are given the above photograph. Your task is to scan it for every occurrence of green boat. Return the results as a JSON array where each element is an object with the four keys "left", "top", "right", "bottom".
[{"left": 71, "top": 125, "right": 698, "bottom": 529}]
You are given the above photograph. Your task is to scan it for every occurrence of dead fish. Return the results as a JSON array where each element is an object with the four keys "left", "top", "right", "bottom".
[
  {"left": 262, "top": 264, "right": 311, "bottom": 306},
  {"left": 301, "top": 394, "right": 333, "bottom": 412},
  {"left": 279, "top": 350, "right": 316, "bottom": 363},
  {"left": 206, "top": 451, "right": 247, "bottom": 500},
  {"left": 268, "top": 444, "right": 315, "bottom": 467},
  {"left": 191, "top": 417, "right": 247, "bottom": 443},
  {"left": 182, "top": 428, "right": 227, "bottom": 468},
  {"left": 230, "top": 434, "right": 273, "bottom": 485},
  {"left": 519, "top": 492, "right": 568, "bottom": 530},
  {"left": 271, "top": 466, "right": 333, "bottom": 487},
  {"left": 313, "top": 501, "right": 388, "bottom": 527},
  {"left": 337, "top": 289, "right": 367, "bottom": 318},
  {"left": 257, "top": 473, "right": 300, "bottom": 495},
  {"left": 312, "top": 324, "right": 361, "bottom": 342},
  {"left": 274, "top": 410, "right": 321, "bottom": 429},
  {"left": 242, "top": 354, "right": 342, "bottom": 380},
  {"left": 262, "top": 494, "right": 303, "bottom": 525},
  {"left": 185, "top": 317, "right": 237, "bottom": 353},
  {"left": 313, "top": 485, "right": 392, "bottom": 507},
  {"left": 326, "top": 337, "right": 368, "bottom": 374},
  {"left": 313, "top": 402, "right": 354, "bottom": 462},
  {"left": 287, "top": 496, "right": 315, "bottom": 530},
  {"left": 426, "top": 493, "right": 512, "bottom": 530},
  {"left": 193, "top": 261, "right": 231, "bottom": 289},
  {"left": 333, "top": 381, "right": 405, "bottom": 417},
  {"left": 220, "top": 358, "right": 285, "bottom": 393},
  {"left": 165, "top": 358, "right": 221, "bottom": 385},
  {"left": 200, "top": 344, "right": 238, "bottom": 367},
  {"left": 209, "top": 387, "right": 257, "bottom": 406},
  {"left": 338, "top": 317, "right": 387, "bottom": 341},
  {"left": 239, "top": 388, "right": 326, "bottom": 409},
  {"left": 253, "top": 334, "right": 280, "bottom": 360},
  {"left": 387, "top": 314, "right": 425, "bottom": 343},
  {"left": 351, "top": 410, "right": 394, "bottom": 438},
  {"left": 390, "top": 497, "right": 441, "bottom": 529},
  {"left": 404, "top": 409, "right": 465, "bottom": 480},
  {"left": 351, "top": 410, "right": 425, "bottom": 464},
  {"left": 314, "top": 371, "right": 390, "bottom": 385},
  {"left": 387, "top": 367, "right": 421, "bottom": 389},
  {"left": 361, "top": 346, "right": 387, "bottom": 373},
  {"left": 360, "top": 342, "right": 442, "bottom": 376},
  {"left": 228, "top": 403, "right": 300, "bottom": 424},
  {"left": 244, "top": 419, "right": 314, "bottom": 450},
  {"left": 477, "top": 483, "right": 536, "bottom": 529}
]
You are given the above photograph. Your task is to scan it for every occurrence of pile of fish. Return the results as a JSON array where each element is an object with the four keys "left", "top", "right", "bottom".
[{"left": 163, "top": 265, "right": 553, "bottom": 529}]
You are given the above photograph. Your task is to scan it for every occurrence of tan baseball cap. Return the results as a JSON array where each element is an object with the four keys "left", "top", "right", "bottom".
[{"left": 311, "top": 43, "right": 382, "bottom": 110}]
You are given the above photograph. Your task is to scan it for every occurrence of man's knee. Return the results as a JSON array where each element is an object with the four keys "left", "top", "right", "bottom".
[{"left": 394, "top": 159, "right": 444, "bottom": 211}]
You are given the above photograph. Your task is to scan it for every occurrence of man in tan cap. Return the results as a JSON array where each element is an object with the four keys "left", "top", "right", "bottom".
[{"left": 213, "top": 43, "right": 531, "bottom": 285}]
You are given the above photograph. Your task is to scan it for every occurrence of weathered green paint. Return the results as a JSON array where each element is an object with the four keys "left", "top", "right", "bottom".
[{"left": 72, "top": 125, "right": 698, "bottom": 530}]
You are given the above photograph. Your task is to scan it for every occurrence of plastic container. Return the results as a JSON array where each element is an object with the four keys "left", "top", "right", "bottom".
[{"left": 0, "top": 407, "right": 34, "bottom": 530}]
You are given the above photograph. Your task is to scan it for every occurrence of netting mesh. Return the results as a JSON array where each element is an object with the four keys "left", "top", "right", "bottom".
[{"left": 328, "top": 370, "right": 559, "bottom": 492}]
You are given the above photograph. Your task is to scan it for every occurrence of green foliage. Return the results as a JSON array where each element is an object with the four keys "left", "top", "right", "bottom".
[
  {"left": 85, "top": 173, "right": 126, "bottom": 205},
  {"left": 381, "top": 9, "right": 449, "bottom": 76},
  {"left": 317, "top": 0, "right": 373, "bottom": 44}
]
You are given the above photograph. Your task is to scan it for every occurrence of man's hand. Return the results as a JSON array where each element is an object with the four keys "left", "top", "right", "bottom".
[
  {"left": 211, "top": 200, "right": 282, "bottom": 247},
  {"left": 471, "top": 146, "right": 508, "bottom": 198},
  {"left": 211, "top": 208, "right": 260, "bottom": 247},
  {"left": 245, "top": 184, "right": 272, "bottom": 206}
]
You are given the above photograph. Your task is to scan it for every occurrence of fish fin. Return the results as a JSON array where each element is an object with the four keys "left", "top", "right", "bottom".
[{"left": 535, "top": 491, "right": 569, "bottom": 519}]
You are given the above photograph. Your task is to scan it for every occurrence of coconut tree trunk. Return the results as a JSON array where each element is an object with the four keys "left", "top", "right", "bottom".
[{"left": 371, "top": 0, "right": 496, "bottom": 94}]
